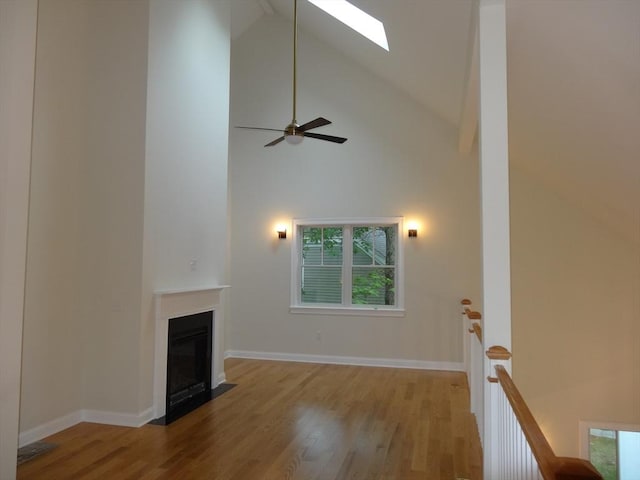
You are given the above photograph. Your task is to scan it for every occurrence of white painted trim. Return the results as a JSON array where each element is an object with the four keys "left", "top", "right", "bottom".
[
  {"left": 289, "top": 306, "right": 405, "bottom": 317},
  {"left": 83, "top": 407, "right": 154, "bottom": 428},
  {"left": 17, "top": 348, "right": 460, "bottom": 449},
  {"left": 18, "top": 407, "right": 155, "bottom": 448},
  {"left": 153, "top": 287, "right": 228, "bottom": 419},
  {"left": 477, "top": 1, "right": 512, "bottom": 477},
  {"left": 578, "top": 420, "right": 640, "bottom": 460},
  {"left": 18, "top": 411, "right": 83, "bottom": 448},
  {"left": 154, "top": 285, "right": 230, "bottom": 296},
  {"left": 290, "top": 217, "right": 405, "bottom": 311},
  {"left": 225, "top": 350, "right": 464, "bottom": 372}
]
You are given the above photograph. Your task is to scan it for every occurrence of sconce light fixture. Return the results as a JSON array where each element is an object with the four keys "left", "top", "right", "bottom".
[
  {"left": 277, "top": 226, "right": 287, "bottom": 239},
  {"left": 407, "top": 221, "right": 418, "bottom": 238}
]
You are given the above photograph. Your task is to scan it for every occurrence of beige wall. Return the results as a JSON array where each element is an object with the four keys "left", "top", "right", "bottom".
[
  {"left": 22, "top": 0, "right": 93, "bottom": 430},
  {"left": 77, "top": 0, "right": 149, "bottom": 414},
  {"left": 0, "top": 1, "right": 37, "bottom": 476},
  {"left": 21, "top": 0, "right": 149, "bottom": 431},
  {"left": 510, "top": 167, "right": 640, "bottom": 457},
  {"left": 20, "top": 0, "right": 231, "bottom": 436},
  {"left": 228, "top": 15, "right": 482, "bottom": 364}
]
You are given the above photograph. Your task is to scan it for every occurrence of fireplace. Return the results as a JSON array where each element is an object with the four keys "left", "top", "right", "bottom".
[
  {"left": 152, "top": 286, "right": 228, "bottom": 423},
  {"left": 165, "top": 311, "right": 212, "bottom": 424}
]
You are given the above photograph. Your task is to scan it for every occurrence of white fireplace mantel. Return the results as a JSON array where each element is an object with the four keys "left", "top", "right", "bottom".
[{"left": 153, "top": 285, "right": 229, "bottom": 419}]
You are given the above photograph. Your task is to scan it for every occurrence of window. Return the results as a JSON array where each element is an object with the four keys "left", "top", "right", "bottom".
[
  {"left": 581, "top": 422, "right": 640, "bottom": 480},
  {"left": 291, "top": 218, "right": 404, "bottom": 316}
]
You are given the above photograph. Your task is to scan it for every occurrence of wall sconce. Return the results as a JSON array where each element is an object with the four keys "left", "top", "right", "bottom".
[
  {"left": 407, "top": 221, "right": 419, "bottom": 238},
  {"left": 276, "top": 226, "right": 287, "bottom": 239}
]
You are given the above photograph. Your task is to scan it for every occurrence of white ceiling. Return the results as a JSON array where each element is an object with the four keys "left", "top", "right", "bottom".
[{"left": 231, "top": 0, "right": 640, "bottom": 242}]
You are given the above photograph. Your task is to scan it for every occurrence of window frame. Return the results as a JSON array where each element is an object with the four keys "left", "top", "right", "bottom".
[
  {"left": 290, "top": 217, "right": 405, "bottom": 317},
  {"left": 579, "top": 421, "right": 640, "bottom": 479}
]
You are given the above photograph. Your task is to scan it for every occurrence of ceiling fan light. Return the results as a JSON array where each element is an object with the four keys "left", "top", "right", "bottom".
[{"left": 284, "top": 133, "right": 304, "bottom": 145}]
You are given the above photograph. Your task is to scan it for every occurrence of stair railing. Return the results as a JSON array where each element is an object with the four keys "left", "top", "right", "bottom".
[
  {"left": 486, "top": 346, "right": 603, "bottom": 479},
  {"left": 462, "top": 298, "right": 484, "bottom": 445},
  {"left": 462, "top": 298, "right": 603, "bottom": 479}
]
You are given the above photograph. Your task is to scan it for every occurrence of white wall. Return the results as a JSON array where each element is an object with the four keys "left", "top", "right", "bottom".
[
  {"left": 77, "top": 0, "right": 149, "bottom": 415},
  {"left": 22, "top": 0, "right": 93, "bottom": 431},
  {"left": 228, "top": 15, "right": 482, "bottom": 364},
  {"left": 20, "top": 0, "right": 232, "bottom": 434},
  {"left": 20, "top": 0, "right": 150, "bottom": 432},
  {"left": 510, "top": 167, "right": 640, "bottom": 457},
  {"left": 141, "top": 0, "right": 231, "bottom": 409},
  {"left": 0, "top": 1, "right": 37, "bottom": 476}
]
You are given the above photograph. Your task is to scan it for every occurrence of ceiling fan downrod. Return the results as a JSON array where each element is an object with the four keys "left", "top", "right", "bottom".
[
  {"left": 235, "top": 0, "right": 347, "bottom": 147},
  {"left": 284, "top": 0, "right": 303, "bottom": 144},
  {"left": 292, "top": 0, "right": 298, "bottom": 126}
]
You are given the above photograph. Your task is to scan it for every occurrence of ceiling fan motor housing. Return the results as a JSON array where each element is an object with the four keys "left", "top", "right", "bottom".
[
  {"left": 284, "top": 123, "right": 304, "bottom": 144},
  {"left": 235, "top": 0, "right": 347, "bottom": 147}
]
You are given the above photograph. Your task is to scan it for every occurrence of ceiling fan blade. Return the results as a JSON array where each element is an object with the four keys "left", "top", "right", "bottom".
[
  {"left": 265, "top": 136, "right": 285, "bottom": 147},
  {"left": 303, "top": 132, "right": 348, "bottom": 144},
  {"left": 242, "top": 1, "right": 345, "bottom": 148},
  {"left": 236, "top": 126, "right": 286, "bottom": 133},
  {"left": 298, "top": 117, "right": 331, "bottom": 132}
]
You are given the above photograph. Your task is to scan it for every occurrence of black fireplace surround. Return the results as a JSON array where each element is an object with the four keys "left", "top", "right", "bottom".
[{"left": 165, "top": 310, "right": 213, "bottom": 424}]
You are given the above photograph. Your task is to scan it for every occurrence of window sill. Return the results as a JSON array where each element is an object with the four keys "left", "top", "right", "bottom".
[{"left": 289, "top": 305, "right": 405, "bottom": 317}]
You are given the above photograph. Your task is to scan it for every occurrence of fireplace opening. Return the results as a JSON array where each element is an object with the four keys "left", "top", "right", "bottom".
[{"left": 165, "top": 310, "right": 213, "bottom": 424}]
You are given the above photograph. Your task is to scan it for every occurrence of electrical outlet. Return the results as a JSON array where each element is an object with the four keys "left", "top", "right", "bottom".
[{"left": 189, "top": 260, "right": 197, "bottom": 271}]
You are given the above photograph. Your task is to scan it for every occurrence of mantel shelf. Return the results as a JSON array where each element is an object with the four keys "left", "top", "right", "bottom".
[
  {"left": 153, "top": 285, "right": 228, "bottom": 419},
  {"left": 154, "top": 285, "right": 230, "bottom": 296}
]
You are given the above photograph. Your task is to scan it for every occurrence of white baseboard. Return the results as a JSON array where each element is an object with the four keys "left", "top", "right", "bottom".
[
  {"left": 19, "top": 411, "right": 83, "bottom": 448},
  {"left": 18, "top": 407, "right": 154, "bottom": 447},
  {"left": 225, "top": 350, "right": 464, "bottom": 372},
  {"left": 83, "top": 407, "right": 154, "bottom": 428},
  {"left": 216, "top": 372, "right": 227, "bottom": 385},
  {"left": 19, "top": 353, "right": 461, "bottom": 448}
]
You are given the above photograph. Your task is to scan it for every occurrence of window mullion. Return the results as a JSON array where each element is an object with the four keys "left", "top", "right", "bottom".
[{"left": 343, "top": 226, "right": 353, "bottom": 307}]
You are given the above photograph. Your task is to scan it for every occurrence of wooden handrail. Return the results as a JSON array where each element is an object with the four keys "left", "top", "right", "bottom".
[
  {"left": 468, "top": 322, "right": 481, "bottom": 342},
  {"left": 464, "top": 307, "right": 482, "bottom": 320},
  {"left": 486, "top": 345, "right": 511, "bottom": 360},
  {"left": 494, "top": 365, "right": 603, "bottom": 480},
  {"left": 554, "top": 457, "right": 603, "bottom": 479},
  {"left": 495, "top": 365, "right": 556, "bottom": 476},
  {"left": 460, "top": 298, "right": 482, "bottom": 319}
]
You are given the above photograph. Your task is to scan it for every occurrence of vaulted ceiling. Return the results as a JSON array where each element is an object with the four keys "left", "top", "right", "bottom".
[{"left": 231, "top": 0, "right": 640, "bottom": 242}]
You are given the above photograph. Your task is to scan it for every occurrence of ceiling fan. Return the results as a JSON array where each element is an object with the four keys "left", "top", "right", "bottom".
[{"left": 236, "top": 0, "right": 347, "bottom": 147}]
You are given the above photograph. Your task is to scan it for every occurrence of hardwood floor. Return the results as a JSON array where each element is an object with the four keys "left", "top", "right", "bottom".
[{"left": 17, "top": 358, "right": 482, "bottom": 479}]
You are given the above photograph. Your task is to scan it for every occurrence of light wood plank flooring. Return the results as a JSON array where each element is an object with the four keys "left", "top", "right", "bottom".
[{"left": 17, "top": 358, "right": 482, "bottom": 479}]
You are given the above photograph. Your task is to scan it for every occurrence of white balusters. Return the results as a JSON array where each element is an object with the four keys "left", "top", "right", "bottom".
[
  {"left": 462, "top": 299, "right": 484, "bottom": 445},
  {"left": 462, "top": 300, "right": 602, "bottom": 480},
  {"left": 494, "top": 378, "right": 544, "bottom": 479}
]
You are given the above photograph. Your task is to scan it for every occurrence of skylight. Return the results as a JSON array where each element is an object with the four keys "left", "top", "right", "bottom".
[{"left": 307, "top": 0, "right": 389, "bottom": 51}]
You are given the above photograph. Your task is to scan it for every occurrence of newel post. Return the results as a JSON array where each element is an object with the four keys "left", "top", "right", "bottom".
[{"left": 477, "top": 0, "right": 512, "bottom": 476}]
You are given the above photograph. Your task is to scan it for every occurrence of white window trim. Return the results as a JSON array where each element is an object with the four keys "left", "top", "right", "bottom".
[
  {"left": 579, "top": 420, "right": 640, "bottom": 460},
  {"left": 290, "top": 217, "right": 405, "bottom": 316}
]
